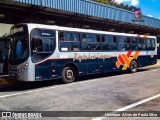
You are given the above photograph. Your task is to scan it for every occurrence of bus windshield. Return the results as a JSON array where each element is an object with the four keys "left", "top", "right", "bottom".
[
  {"left": 9, "top": 25, "right": 29, "bottom": 65},
  {"left": 9, "top": 35, "right": 29, "bottom": 63}
]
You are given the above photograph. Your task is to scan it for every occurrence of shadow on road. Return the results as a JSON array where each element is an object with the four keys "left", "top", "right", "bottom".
[{"left": 0, "top": 69, "right": 150, "bottom": 92}]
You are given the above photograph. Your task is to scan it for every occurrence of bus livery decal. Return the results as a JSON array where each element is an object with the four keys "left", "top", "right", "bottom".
[
  {"left": 73, "top": 53, "right": 112, "bottom": 62},
  {"left": 116, "top": 51, "right": 140, "bottom": 70}
]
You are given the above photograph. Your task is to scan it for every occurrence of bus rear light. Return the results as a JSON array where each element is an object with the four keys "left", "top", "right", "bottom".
[{"left": 36, "top": 76, "right": 42, "bottom": 79}]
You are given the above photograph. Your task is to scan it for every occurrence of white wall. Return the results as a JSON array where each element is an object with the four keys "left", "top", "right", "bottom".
[{"left": 0, "top": 23, "right": 13, "bottom": 37}]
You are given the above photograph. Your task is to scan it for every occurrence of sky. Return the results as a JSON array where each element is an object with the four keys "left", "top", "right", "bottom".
[{"left": 114, "top": 0, "right": 160, "bottom": 19}]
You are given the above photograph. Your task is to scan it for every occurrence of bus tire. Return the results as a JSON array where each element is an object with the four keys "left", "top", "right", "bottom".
[
  {"left": 62, "top": 65, "right": 77, "bottom": 83},
  {"left": 129, "top": 60, "right": 138, "bottom": 73}
]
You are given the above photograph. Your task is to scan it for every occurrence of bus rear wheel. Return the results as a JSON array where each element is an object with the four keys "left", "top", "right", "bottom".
[
  {"left": 62, "top": 65, "right": 77, "bottom": 83},
  {"left": 129, "top": 60, "right": 138, "bottom": 73}
]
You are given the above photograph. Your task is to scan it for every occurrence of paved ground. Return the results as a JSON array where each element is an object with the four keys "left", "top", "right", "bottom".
[{"left": 0, "top": 60, "right": 160, "bottom": 120}]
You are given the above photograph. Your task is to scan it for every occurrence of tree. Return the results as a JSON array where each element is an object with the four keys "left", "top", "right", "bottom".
[
  {"left": 92, "top": 0, "right": 141, "bottom": 12},
  {"left": 92, "top": 0, "right": 110, "bottom": 5}
]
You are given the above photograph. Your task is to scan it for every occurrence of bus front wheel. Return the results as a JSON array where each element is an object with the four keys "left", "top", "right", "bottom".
[
  {"left": 129, "top": 60, "right": 138, "bottom": 73},
  {"left": 62, "top": 65, "right": 77, "bottom": 83}
]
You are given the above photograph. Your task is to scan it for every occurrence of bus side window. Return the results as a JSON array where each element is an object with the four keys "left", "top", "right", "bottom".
[
  {"left": 32, "top": 37, "right": 43, "bottom": 52},
  {"left": 105, "top": 35, "right": 117, "bottom": 51},
  {"left": 102, "top": 35, "right": 116, "bottom": 51},
  {"left": 102, "top": 35, "right": 110, "bottom": 51},
  {"left": 82, "top": 34, "right": 86, "bottom": 42},
  {"left": 117, "top": 36, "right": 126, "bottom": 51},
  {"left": 82, "top": 34, "right": 93, "bottom": 51},
  {"left": 59, "top": 32, "right": 69, "bottom": 51},
  {"left": 59, "top": 31, "right": 80, "bottom": 52},
  {"left": 142, "top": 38, "right": 152, "bottom": 50},
  {"left": 151, "top": 38, "right": 156, "bottom": 50},
  {"left": 37, "top": 38, "right": 43, "bottom": 52},
  {"left": 82, "top": 34, "right": 101, "bottom": 51},
  {"left": 137, "top": 38, "right": 142, "bottom": 50},
  {"left": 92, "top": 34, "right": 101, "bottom": 51},
  {"left": 59, "top": 32, "right": 64, "bottom": 41},
  {"left": 81, "top": 34, "right": 88, "bottom": 51},
  {"left": 131, "top": 37, "right": 137, "bottom": 51},
  {"left": 125, "top": 37, "right": 131, "bottom": 50},
  {"left": 71, "top": 32, "right": 80, "bottom": 52}
]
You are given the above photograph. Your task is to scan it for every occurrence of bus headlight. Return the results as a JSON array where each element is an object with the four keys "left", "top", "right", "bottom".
[
  {"left": 19, "top": 63, "right": 29, "bottom": 73},
  {"left": 24, "top": 63, "right": 29, "bottom": 69}
]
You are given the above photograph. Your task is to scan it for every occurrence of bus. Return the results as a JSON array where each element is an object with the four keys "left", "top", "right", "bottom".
[
  {"left": 0, "top": 35, "right": 10, "bottom": 75},
  {"left": 157, "top": 36, "right": 160, "bottom": 59},
  {"left": 8, "top": 24, "right": 157, "bottom": 83}
]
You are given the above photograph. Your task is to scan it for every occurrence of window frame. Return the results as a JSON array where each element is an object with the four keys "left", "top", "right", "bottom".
[
  {"left": 81, "top": 33, "right": 101, "bottom": 52},
  {"left": 142, "top": 38, "right": 156, "bottom": 51},
  {"left": 117, "top": 36, "right": 131, "bottom": 51},
  {"left": 58, "top": 30, "right": 156, "bottom": 52},
  {"left": 101, "top": 35, "right": 118, "bottom": 52},
  {"left": 30, "top": 28, "right": 56, "bottom": 63},
  {"left": 58, "top": 31, "right": 81, "bottom": 52}
]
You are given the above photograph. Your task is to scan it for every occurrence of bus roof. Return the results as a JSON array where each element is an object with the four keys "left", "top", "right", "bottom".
[{"left": 17, "top": 23, "right": 157, "bottom": 39}]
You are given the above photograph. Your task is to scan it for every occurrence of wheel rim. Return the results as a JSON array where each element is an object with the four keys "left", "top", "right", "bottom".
[
  {"left": 64, "top": 67, "right": 75, "bottom": 81},
  {"left": 131, "top": 62, "right": 137, "bottom": 72},
  {"left": 66, "top": 69, "right": 74, "bottom": 79}
]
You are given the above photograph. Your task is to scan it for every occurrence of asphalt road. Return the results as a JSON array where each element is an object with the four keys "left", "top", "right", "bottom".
[{"left": 0, "top": 63, "right": 160, "bottom": 120}]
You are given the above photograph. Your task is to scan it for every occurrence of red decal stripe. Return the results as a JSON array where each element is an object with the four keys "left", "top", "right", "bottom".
[
  {"left": 127, "top": 51, "right": 132, "bottom": 57},
  {"left": 118, "top": 55, "right": 125, "bottom": 65}
]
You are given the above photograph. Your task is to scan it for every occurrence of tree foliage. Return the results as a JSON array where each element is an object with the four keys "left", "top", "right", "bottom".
[{"left": 92, "top": 0, "right": 140, "bottom": 12}]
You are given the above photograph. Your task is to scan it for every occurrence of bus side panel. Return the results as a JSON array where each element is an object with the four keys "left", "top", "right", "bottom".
[
  {"left": 105, "top": 57, "right": 119, "bottom": 72},
  {"left": 87, "top": 59, "right": 105, "bottom": 74},
  {"left": 35, "top": 59, "right": 86, "bottom": 81},
  {"left": 34, "top": 57, "right": 122, "bottom": 81},
  {"left": 77, "top": 63, "right": 88, "bottom": 75},
  {"left": 34, "top": 54, "right": 157, "bottom": 81},
  {"left": 35, "top": 60, "right": 62, "bottom": 81},
  {"left": 35, "top": 66, "right": 51, "bottom": 80},
  {"left": 137, "top": 55, "right": 157, "bottom": 67}
]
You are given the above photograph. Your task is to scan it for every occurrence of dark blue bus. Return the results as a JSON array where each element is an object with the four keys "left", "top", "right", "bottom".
[
  {"left": 157, "top": 36, "right": 160, "bottom": 59},
  {"left": 8, "top": 24, "right": 157, "bottom": 83}
]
